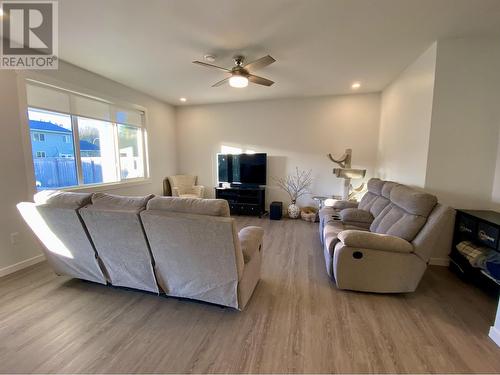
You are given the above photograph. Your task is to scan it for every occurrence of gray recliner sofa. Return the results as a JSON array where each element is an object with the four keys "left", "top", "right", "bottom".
[
  {"left": 319, "top": 179, "right": 455, "bottom": 293},
  {"left": 141, "top": 196, "right": 263, "bottom": 310},
  {"left": 17, "top": 191, "right": 107, "bottom": 285},
  {"left": 79, "top": 193, "right": 159, "bottom": 293},
  {"left": 18, "top": 192, "right": 263, "bottom": 310}
]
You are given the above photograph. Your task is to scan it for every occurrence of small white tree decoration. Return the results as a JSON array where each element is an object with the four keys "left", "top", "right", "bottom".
[
  {"left": 275, "top": 167, "right": 313, "bottom": 219},
  {"left": 275, "top": 167, "right": 313, "bottom": 203}
]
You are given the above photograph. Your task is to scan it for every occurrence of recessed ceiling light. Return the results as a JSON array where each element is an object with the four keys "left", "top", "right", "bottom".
[
  {"left": 351, "top": 82, "right": 361, "bottom": 89},
  {"left": 179, "top": 97, "right": 187, "bottom": 102},
  {"left": 204, "top": 55, "right": 216, "bottom": 62}
]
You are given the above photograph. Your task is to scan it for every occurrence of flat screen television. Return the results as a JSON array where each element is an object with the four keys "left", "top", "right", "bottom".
[{"left": 218, "top": 153, "right": 267, "bottom": 186}]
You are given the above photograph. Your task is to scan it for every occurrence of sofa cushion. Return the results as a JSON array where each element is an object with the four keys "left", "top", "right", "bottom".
[
  {"left": 371, "top": 204, "right": 427, "bottom": 241},
  {"left": 358, "top": 179, "right": 393, "bottom": 217},
  {"left": 147, "top": 196, "right": 230, "bottom": 217},
  {"left": 357, "top": 192, "right": 378, "bottom": 211},
  {"left": 338, "top": 230, "right": 414, "bottom": 253},
  {"left": 390, "top": 185, "right": 437, "bottom": 217},
  {"left": 367, "top": 178, "right": 384, "bottom": 195},
  {"left": 91, "top": 192, "right": 154, "bottom": 210},
  {"left": 324, "top": 199, "right": 358, "bottom": 210},
  {"left": 369, "top": 196, "right": 390, "bottom": 217},
  {"left": 358, "top": 178, "right": 386, "bottom": 213},
  {"left": 381, "top": 182, "right": 397, "bottom": 199},
  {"left": 340, "top": 208, "right": 374, "bottom": 224},
  {"left": 34, "top": 190, "right": 92, "bottom": 209},
  {"left": 369, "top": 185, "right": 438, "bottom": 242}
]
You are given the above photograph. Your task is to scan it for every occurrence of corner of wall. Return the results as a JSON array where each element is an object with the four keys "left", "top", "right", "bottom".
[{"left": 376, "top": 42, "right": 437, "bottom": 187}]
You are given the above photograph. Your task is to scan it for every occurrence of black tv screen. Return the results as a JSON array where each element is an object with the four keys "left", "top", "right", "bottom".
[{"left": 218, "top": 153, "right": 267, "bottom": 185}]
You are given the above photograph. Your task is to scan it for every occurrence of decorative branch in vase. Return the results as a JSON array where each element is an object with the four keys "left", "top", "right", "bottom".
[{"left": 275, "top": 167, "right": 313, "bottom": 219}]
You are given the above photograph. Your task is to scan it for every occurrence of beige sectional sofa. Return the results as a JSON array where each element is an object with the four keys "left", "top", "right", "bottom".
[
  {"left": 17, "top": 191, "right": 263, "bottom": 310},
  {"left": 17, "top": 191, "right": 107, "bottom": 285},
  {"left": 141, "top": 197, "right": 263, "bottom": 309},
  {"left": 80, "top": 193, "right": 159, "bottom": 293},
  {"left": 319, "top": 178, "right": 455, "bottom": 293}
]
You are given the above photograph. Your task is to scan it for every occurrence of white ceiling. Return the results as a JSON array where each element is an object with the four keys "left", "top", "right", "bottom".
[{"left": 58, "top": 0, "right": 500, "bottom": 105}]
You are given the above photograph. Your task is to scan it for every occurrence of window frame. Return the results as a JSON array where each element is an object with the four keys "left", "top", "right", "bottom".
[
  {"left": 33, "top": 132, "right": 45, "bottom": 142},
  {"left": 35, "top": 151, "right": 46, "bottom": 158},
  {"left": 25, "top": 81, "right": 150, "bottom": 191}
]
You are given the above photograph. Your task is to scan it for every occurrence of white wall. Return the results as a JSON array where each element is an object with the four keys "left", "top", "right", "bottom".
[
  {"left": 0, "top": 62, "right": 177, "bottom": 276},
  {"left": 176, "top": 94, "right": 381, "bottom": 207},
  {"left": 0, "top": 70, "right": 43, "bottom": 276},
  {"left": 490, "top": 299, "right": 500, "bottom": 347},
  {"left": 491, "top": 129, "right": 500, "bottom": 211},
  {"left": 377, "top": 43, "right": 436, "bottom": 188},
  {"left": 425, "top": 38, "right": 500, "bottom": 209},
  {"left": 377, "top": 37, "right": 500, "bottom": 209}
]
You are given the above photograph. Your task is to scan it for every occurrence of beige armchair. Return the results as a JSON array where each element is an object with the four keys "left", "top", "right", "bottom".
[{"left": 164, "top": 175, "right": 205, "bottom": 198}]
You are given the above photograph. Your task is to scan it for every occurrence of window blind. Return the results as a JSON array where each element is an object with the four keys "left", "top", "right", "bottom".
[
  {"left": 26, "top": 82, "right": 144, "bottom": 127},
  {"left": 26, "top": 84, "right": 71, "bottom": 114}
]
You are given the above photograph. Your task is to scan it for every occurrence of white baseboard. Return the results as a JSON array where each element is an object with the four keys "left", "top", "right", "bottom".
[
  {"left": 489, "top": 326, "right": 500, "bottom": 347},
  {"left": 429, "top": 257, "right": 450, "bottom": 266},
  {"left": 0, "top": 254, "right": 45, "bottom": 278}
]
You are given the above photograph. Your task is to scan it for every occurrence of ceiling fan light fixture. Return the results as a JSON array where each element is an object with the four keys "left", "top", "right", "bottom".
[
  {"left": 193, "top": 54, "right": 275, "bottom": 88},
  {"left": 229, "top": 75, "right": 249, "bottom": 88}
]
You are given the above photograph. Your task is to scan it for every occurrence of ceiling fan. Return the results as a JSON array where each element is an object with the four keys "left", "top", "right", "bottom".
[{"left": 192, "top": 55, "right": 276, "bottom": 88}]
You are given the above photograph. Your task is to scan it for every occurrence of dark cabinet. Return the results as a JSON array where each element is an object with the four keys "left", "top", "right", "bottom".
[
  {"left": 215, "top": 187, "right": 266, "bottom": 217},
  {"left": 450, "top": 209, "right": 500, "bottom": 293}
]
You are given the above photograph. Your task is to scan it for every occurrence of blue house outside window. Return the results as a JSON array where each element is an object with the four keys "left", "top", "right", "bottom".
[{"left": 29, "top": 119, "right": 103, "bottom": 188}]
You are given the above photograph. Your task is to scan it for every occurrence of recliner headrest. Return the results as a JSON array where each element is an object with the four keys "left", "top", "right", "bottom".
[
  {"left": 390, "top": 185, "right": 437, "bottom": 217},
  {"left": 367, "top": 178, "right": 384, "bottom": 195},
  {"left": 381, "top": 181, "right": 397, "bottom": 199},
  {"left": 91, "top": 193, "right": 154, "bottom": 210},
  {"left": 147, "top": 196, "right": 230, "bottom": 217},
  {"left": 34, "top": 190, "right": 92, "bottom": 209}
]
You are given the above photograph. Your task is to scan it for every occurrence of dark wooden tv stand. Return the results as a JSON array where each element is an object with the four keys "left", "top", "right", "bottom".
[{"left": 215, "top": 186, "right": 266, "bottom": 217}]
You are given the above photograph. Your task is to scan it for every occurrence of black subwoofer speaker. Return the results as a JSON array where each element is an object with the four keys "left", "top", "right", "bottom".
[{"left": 270, "top": 201, "right": 283, "bottom": 220}]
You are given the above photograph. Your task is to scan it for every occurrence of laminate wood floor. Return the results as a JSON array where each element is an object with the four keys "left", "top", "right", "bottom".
[{"left": 1, "top": 217, "right": 499, "bottom": 373}]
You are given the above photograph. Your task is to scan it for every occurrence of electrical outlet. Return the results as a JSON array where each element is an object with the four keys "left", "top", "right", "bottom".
[{"left": 10, "top": 232, "right": 20, "bottom": 246}]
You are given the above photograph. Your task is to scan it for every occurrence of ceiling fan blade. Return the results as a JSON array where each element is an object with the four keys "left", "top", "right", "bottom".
[
  {"left": 243, "top": 55, "right": 276, "bottom": 72},
  {"left": 248, "top": 74, "right": 274, "bottom": 87},
  {"left": 212, "top": 77, "right": 230, "bottom": 87},
  {"left": 192, "top": 61, "right": 231, "bottom": 72}
]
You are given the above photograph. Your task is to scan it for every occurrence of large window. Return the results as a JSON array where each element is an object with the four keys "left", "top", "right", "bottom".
[
  {"left": 26, "top": 82, "right": 148, "bottom": 190},
  {"left": 117, "top": 124, "right": 144, "bottom": 179}
]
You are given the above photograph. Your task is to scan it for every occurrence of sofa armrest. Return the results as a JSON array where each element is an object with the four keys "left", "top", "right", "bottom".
[
  {"left": 239, "top": 226, "right": 264, "bottom": 263},
  {"left": 340, "top": 208, "right": 374, "bottom": 224},
  {"left": 338, "top": 230, "right": 413, "bottom": 253},
  {"left": 324, "top": 199, "right": 358, "bottom": 210}
]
